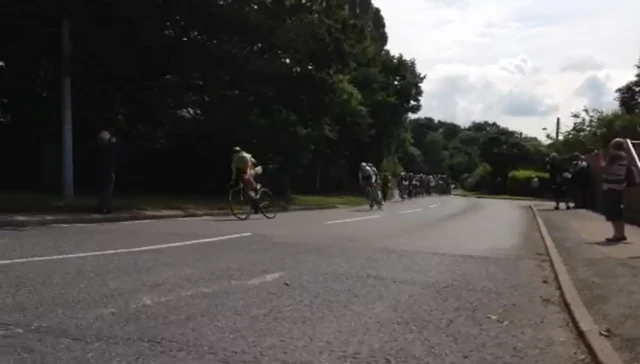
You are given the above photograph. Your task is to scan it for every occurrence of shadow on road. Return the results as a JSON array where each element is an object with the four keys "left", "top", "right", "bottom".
[
  {"left": 589, "top": 240, "right": 633, "bottom": 246},
  {"left": 0, "top": 226, "right": 30, "bottom": 232}
]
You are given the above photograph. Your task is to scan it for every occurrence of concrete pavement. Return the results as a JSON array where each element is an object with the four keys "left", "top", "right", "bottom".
[
  {"left": 538, "top": 206, "right": 640, "bottom": 363},
  {"left": 1, "top": 196, "right": 591, "bottom": 363}
]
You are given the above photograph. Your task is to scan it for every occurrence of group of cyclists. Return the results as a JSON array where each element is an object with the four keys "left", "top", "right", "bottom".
[
  {"left": 230, "top": 147, "right": 451, "bottom": 213},
  {"left": 397, "top": 172, "right": 452, "bottom": 199}
]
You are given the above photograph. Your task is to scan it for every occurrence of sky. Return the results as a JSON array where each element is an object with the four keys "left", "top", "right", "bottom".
[{"left": 373, "top": 0, "right": 640, "bottom": 139}]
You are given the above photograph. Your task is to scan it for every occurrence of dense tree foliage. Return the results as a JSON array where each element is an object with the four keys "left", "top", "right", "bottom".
[
  {"left": 402, "top": 118, "right": 547, "bottom": 193},
  {"left": 615, "top": 56, "right": 640, "bottom": 115}
]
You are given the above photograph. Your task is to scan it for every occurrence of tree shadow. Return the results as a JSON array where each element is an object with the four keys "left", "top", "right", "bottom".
[
  {"left": 537, "top": 206, "right": 573, "bottom": 212},
  {"left": 0, "top": 226, "right": 31, "bottom": 232},
  {"left": 349, "top": 207, "right": 377, "bottom": 213}
]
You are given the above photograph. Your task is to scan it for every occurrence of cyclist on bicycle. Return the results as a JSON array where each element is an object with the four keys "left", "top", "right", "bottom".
[
  {"left": 359, "top": 162, "right": 375, "bottom": 199},
  {"left": 230, "top": 146, "right": 260, "bottom": 210},
  {"left": 367, "top": 163, "right": 384, "bottom": 205}
]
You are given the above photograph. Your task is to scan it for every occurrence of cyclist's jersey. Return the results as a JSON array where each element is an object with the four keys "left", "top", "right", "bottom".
[
  {"left": 370, "top": 167, "right": 379, "bottom": 183},
  {"left": 359, "top": 167, "right": 373, "bottom": 183},
  {"left": 231, "top": 152, "right": 257, "bottom": 180},
  {"left": 232, "top": 152, "right": 254, "bottom": 170}
]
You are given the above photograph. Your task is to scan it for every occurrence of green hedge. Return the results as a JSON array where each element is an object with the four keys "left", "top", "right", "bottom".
[
  {"left": 464, "top": 163, "right": 492, "bottom": 192},
  {"left": 506, "top": 169, "right": 549, "bottom": 197}
]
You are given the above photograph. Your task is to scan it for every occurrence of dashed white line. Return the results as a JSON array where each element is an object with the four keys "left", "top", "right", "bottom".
[
  {"left": 398, "top": 208, "right": 423, "bottom": 214},
  {"left": 324, "top": 215, "right": 381, "bottom": 224},
  {"left": 51, "top": 223, "right": 98, "bottom": 227},
  {"left": 115, "top": 219, "right": 156, "bottom": 225},
  {"left": 429, "top": 203, "right": 441, "bottom": 208},
  {"left": 246, "top": 272, "right": 284, "bottom": 285},
  {"left": 0, "top": 233, "right": 252, "bottom": 265}
]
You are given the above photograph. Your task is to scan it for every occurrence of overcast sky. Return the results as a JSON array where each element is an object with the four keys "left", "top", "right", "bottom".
[{"left": 373, "top": 0, "right": 640, "bottom": 138}]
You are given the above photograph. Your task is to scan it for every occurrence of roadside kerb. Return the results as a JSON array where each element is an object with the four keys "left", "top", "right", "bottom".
[
  {"left": 530, "top": 205, "right": 623, "bottom": 364},
  {"left": 0, "top": 204, "right": 342, "bottom": 228}
]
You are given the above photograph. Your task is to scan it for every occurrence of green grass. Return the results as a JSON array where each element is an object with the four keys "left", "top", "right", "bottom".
[
  {"left": 0, "top": 192, "right": 366, "bottom": 214},
  {"left": 454, "top": 190, "right": 545, "bottom": 201},
  {"left": 290, "top": 194, "right": 366, "bottom": 207}
]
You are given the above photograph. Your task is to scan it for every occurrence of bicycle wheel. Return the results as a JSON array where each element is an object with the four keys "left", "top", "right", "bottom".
[
  {"left": 257, "top": 188, "right": 278, "bottom": 219},
  {"left": 228, "top": 187, "right": 252, "bottom": 220},
  {"left": 375, "top": 189, "right": 384, "bottom": 209}
]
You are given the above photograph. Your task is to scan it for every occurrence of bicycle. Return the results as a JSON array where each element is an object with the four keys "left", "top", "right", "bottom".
[
  {"left": 366, "top": 184, "right": 383, "bottom": 210},
  {"left": 228, "top": 166, "right": 278, "bottom": 220}
]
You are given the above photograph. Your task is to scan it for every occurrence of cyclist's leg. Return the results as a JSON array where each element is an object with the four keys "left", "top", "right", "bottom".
[
  {"left": 364, "top": 181, "right": 373, "bottom": 202},
  {"left": 241, "top": 168, "right": 258, "bottom": 198}
]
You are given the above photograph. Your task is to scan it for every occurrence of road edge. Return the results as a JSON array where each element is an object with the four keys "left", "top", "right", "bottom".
[
  {"left": 0, "top": 205, "right": 342, "bottom": 228},
  {"left": 529, "top": 205, "right": 623, "bottom": 364}
]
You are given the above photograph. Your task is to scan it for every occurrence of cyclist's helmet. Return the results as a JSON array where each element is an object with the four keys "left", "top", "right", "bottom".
[
  {"left": 232, "top": 146, "right": 242, "bottom": 153},
  {"left": 360, "top": 162, "right": 367, "bottom": 169}
]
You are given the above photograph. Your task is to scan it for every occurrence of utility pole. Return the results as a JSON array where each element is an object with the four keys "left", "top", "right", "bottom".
[
  {"left": 555, "top": 117, "right": 560, "bottom": 144},
  {"left": 61, "top": 13, "right": 74, "bottom": 199}
]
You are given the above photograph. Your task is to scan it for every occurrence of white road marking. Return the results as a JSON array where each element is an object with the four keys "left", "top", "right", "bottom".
[
  {"left": 172, "top": 217, "right": 210, "bottom": 221},
  {"left": 325, "top": 215, "right": 381, "bottom": 224},
  {"left": 51, "top": 223, "right": 98, "bottom": 227},
  {"left": 398, "top": 208, "right": 423, "bottom": 214},
  {"left": 0, "top": 233, "right": 252, "bottom": 266},
  {"left": 116, "top": 219, "right": 156, "bottom": 225},
  {"left": 246, "top": 272, "right": 284, "bottom": 285},
  {"left": 428, "top": 204, "right": 441, "bottom": 208},
  {"left": 50, "top": 216, "right": 211, "bottom": 228},
  {"left": 132, "top": 271, "right": 284, "bottom": 307}
]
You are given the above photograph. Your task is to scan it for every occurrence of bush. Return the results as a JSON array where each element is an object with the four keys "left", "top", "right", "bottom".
[
  {"left": 506, "top": 169, "right": 550, "bottom": 197},
  {"left": 464, "top": 163, "right": 492, "bottom": 192},
  {"left": 459, "top": 173, "right": 470, "bottom": 187}
]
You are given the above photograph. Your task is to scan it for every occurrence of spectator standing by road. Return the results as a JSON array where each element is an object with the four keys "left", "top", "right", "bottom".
[
  {"left": 598, "top": 138, "right": 628, "bottom": 241},
  {"left": 570, "top": 152, "right": 590, "bottom": 208},
  {"left": 546, "top": 153, "right": 571, "bottom": 210},
  {"left": 94, "top": 130, "right": 117, "bottom": 214}
]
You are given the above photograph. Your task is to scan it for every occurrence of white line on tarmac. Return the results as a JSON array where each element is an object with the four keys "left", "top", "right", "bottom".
[
  {"left": 324, "top": 215, "right": 381, "bottom": 224},
  {"left": 115, "top": 219, "right": 156, "bottom": 225},
  {"left": 428, "top": 204, "right": 441, "bottom": 208},
  {"left": 132, "top": 271, "right": 284, "bottom": 308},
  {"left": 398, "top": 208, "right": 423, "bottom": 214},
  {"left": 246, "top": 272, "right": 284, "bottom": 285},
  {"left": 0, "top": 233, "right": 252, "bottom": 266},
  {"left": 51, "top": 223, "right": 98, "bottom": 227}
]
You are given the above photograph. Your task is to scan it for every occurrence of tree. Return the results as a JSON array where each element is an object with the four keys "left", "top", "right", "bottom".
[{"left": 615, "top": 55, "right": 640, "bottom": 114}]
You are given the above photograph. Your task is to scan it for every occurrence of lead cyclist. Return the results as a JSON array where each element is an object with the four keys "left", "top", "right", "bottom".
[{"left": 368, "top": 163, "right": 384, "bottom": 205}]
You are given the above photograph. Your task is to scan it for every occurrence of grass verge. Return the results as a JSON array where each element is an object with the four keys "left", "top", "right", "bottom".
[
  {"left": 290, "top": 194, "right": 365, "bottom": 208},
  {"left": 0, "top": 192, "right": 366, "bottom": 214},
  {"left": 454, "top": 190, "right": 547, "bottom": 201}
]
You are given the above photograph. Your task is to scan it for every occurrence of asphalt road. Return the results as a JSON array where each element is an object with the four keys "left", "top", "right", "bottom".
[{"left": 0, "top": 196, "right": 591, "bottom": 363}]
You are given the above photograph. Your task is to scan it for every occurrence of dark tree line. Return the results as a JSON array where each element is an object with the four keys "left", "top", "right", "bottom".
[{"left": 0, "top": 0, "right": 426, "bottom": 196}]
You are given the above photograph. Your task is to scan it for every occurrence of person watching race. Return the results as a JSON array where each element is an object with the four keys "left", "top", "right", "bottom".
[
  {"left": 398, "top": 172, "right": 408, "bottom": 198},
  {"left": 381, "top": 172, "right": 392, "bottom": 202},
  {"left": 230, "top": 146, "right": 260, "bottom": 211}
]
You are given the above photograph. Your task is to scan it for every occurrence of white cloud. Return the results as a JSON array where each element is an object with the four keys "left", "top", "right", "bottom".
[
  {"left": 373, "top": 0, "right": 640, "bottom": 138},
  {"left": 560, "top": 55, "right": 605, "bottom": 73}
]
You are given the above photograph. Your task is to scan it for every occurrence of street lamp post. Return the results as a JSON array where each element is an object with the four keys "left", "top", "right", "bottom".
[
  {"left": 542, "top": 117, "right": 561, "bottom": 144},
  {"left": 61, "top": 13, "right": 74, "bottom": 199}
]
